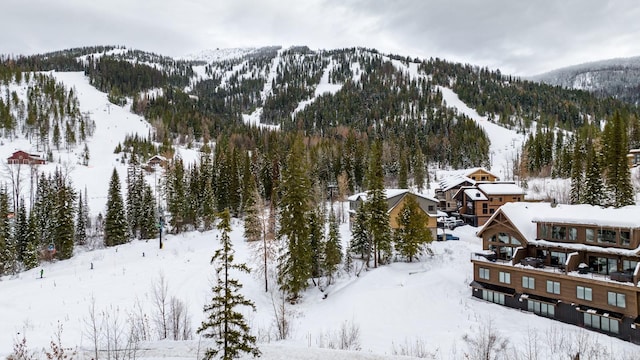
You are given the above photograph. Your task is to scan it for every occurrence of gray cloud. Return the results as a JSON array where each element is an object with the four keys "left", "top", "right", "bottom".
[{"left": 4, "top": 0, "right": 640, "bottom": 75}]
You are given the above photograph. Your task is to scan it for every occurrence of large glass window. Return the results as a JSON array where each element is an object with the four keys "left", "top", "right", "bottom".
[
  {"left": 522, "top": 276, "right": 535, "bottom": 289},
  {"left": 499, "top": 271, "right": 511, "bottom": 284},
  {"left": 546, "top": 280, "right": 560, "bottom": 294},
  {"left": 482, "top": 290, "right": 505, "bottom": 305},
  {"left": 540, "top": 224, "right": 550, "bottom": 239},
  {"left": 528, "top": 300, "right": 555, "bottom": 317},
  {"left": 586, "top": 228, "right": 595, "bottom": 243},
  {"left": 589, "top": 256, "right": 617, "bottom": 275},
  {"left": 479, "top": 267, "right": 490, "bottom": 280},
  {"left": 497, "top": 233, "right": 509, "bottom": 244},
  {"left": 568, "top": 227, "right": 577, "bottom": 241},
  {"left": 550, "top": 251, "right": 566, "bottom": 266},
  {"left": 623, "top": 260, "right": 638, "bottom": 272},
  {"left": 577, "top": 286, "right": 592, "bottom": 301},
  {"left": 598, "top": 229, "right": 617, "bottom": 244},
  {"left": 608, "top": 292, "right": 626, "bottom": 308},
  {"left": 584, "top": 313, "right": 619, "bottom": 334},
  {"left": 620, "top": 231, "right": 631, "bottom": 246},
  {"left": 552, "top": 226, "right": 566, "bottom": 240}
]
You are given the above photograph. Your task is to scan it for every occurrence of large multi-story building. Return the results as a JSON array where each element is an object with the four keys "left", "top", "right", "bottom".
[
  {"left": 435, "top": 168, "right": 499, "bottom": 213},
  {"left": 471, "top": 202, "right": 640, "bottom": 343}
]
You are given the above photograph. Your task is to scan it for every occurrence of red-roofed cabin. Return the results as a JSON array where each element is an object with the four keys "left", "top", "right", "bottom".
[{"left": 7, "top": 151, "right": 45, "bottom": 165}]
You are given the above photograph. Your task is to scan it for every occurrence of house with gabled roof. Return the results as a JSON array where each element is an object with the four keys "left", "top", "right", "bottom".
[
  {"left": 435, "top": 167, "right": 500, "bottom": 213},
  {"left": 471, "top": 202, "right": 640, "bottom": 343},
  {"left": 7, "top": 150, "right": 45, "bottom": 165},
  {"left": 348, "top": 189, "right": 439, "bottom": 239},
  {"left": 452, "top": 182, "right": 526, "bottom": 227}
]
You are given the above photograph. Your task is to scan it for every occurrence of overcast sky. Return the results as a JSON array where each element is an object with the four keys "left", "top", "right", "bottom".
[{"left": 5, "top": 0, "right": 640, "bottom": 76}]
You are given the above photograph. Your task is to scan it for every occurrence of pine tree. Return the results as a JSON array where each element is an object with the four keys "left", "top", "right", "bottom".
[
  {"left": 166, "top": 157, "right": 186, "bottom": 233},
  {"left": 308, "top": 208, "right": 325, "bottom": 280},
  {"left": 366, "top": 141, "right": 392, "bottom": 267},
  {"left": 243, "top": 174, "right": 261, "bottom": 243},
  {"left": 394, "top": 195, "right": 432, "bottom": 262},
  {"left": 398, "top": 152, "right": 408, "bottom": 189},
  {"left": 15, "top": 199, "right": 29, "bottom": 262},
  {"left": 22, "top": 212, "right": 39, "bottom": 270},
  {"left": 75, "top": 193, "right": 87, "bottom": 246},
  {"left": 0, "top": 187, "right": 16, "bottom": 274},
  {"left": 51, "top": 169, "right": 76, "bottom": 260},
  {"left": 323, "top": 207, "right": 342, "bottom": 284},
  {"left": 104, "top": 168, "right": 128, "bottom": 246},
  {"left": 583, "top": 143, "right": 605, "bottom": 206},
  {"left": 604, "top": 111, "right": 634, "bottom": 207},
  {"left": 277, "top": 135, "right": 313, "bottom": 301},
  {"left": 413, "top": 147, "right": 426, "bottom": 193},
  {"left": 569, "top": 139, "right": 583, "bottom": 204},
  {"left": 139, "top": 183, "right": 158, "bottom": 240},
  {"left": 200, "top": 154, "right": 216, "bottom": 230},
  {"left": 198, "top": 209, "right": 261, "bottom": 360},
  {"left": 349, "top": 208, "right": 371, "bottom": 267}
]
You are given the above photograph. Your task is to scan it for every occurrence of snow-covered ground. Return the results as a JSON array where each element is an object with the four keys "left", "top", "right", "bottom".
[{"left": 1, "top": 69, "right": 639, "bottom": 359}]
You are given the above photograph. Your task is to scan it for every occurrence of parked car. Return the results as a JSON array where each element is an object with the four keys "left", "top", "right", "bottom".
[
  {"left": 437, "top": 233, "right": 460, "bottom": 241},
  {"left": 442, "top": 218, "right": 465, "bottom": 229}
]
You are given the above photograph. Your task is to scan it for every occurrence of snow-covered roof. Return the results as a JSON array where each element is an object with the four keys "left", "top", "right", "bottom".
[
  {"left": 479, "top": 202, "right": 640, "bottom": 243},
  {"left": 527, "top": 239, "right": 640, "bottom": 257},
  {"left": 347, "top": 189, "right": 438, "bottom": 203},
  {"left": 531, "top": 204, "right": 640, "bottom": 229},
  {"left": 464, "top": 188, "right": 488, "bottom": 201},
  {"left": 438, "top": 174, "right": 475, "bottom": 192},
  {"left": 477, "top": 182, "right": 525, "bottom": 195}
]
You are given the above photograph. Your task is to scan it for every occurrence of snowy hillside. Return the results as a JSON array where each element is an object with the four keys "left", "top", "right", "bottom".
[
  {"left": 532, "top": 56, "right": 640, "bottom": 105},
  {"left": 1, "top": 55, "right": 638, "bottom": 358}
]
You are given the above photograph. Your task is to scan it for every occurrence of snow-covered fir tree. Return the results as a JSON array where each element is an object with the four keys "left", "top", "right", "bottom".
[
  {"left": 198, "top": 209, "right": 261, "bottom": 360},
  {"left": 104, "top": 168, "right": 128, "bottom": 246}
]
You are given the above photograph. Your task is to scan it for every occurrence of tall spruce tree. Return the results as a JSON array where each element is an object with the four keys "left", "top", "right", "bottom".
[
  {"left": 277, "top": 135, "right": 313, "bottom": 301},
  {"left": 349, "top": 206, "right": 371, "bottom": 266},
  {"left": 603, "top": 111, "right": 634, "bottom": 207},
  {"left": 308, "top": 208, "right": 325, "bottom": 280},
  {"left": 104, "top": 168, "right": 128, "bottom": 246},
  {"left": 75, "top": 192, "right": 87, "bottom": 246},
  {"left": 198, "top": 209, "right": 261, "bottom": 360},
  {"left": 569, "top": 139, "right": 584, "bottom": 204},
  {"left": 366, "top": 141, "right": 392, "bottom": 267},
  {"left": 139, "top": 183, "right": 158, "bottom": 240},
  {"left": 583, "top": 143, "right": 605, "bottom": 206},
  {"left": 394, "top": 195, "right": 432, "bottom": 262},
  {"left": 0, "top": 187, "right": 16, "bottom": 275},
  {"left": 15, "top": 199, "right": 29, "bottom": 263},
  {"left": 413, "top": 147, "right": 426, "bottom": 193},
  {"left": 22, "top": 212, "right": 39, "bottom": 270},
  {"left": 51, "top": 168, "right": 76, "bottom": 260},
  {"left": 166, "top": 157, "right": 187, "bottom": 233},
  {"left": 323, "top": 207, "right": 342, "bottom": 284}
]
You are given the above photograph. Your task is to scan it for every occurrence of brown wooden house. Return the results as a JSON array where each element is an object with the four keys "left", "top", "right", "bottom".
[
  {"left": 471, "top": 202, "right": 640, "bottom": 343},
  {"left": 435, "top": 168, "right": 499, "bottom": 213},
  {"left": 348, "top": 189, "right": 439, "bottom": 240},
  {"left": 7, "top": 150, "right": 45, "bottom": 165},
  {"left": 453, "top": 182, "right": 525, "bottom": 227},
  {"left": 627, "top": 148, "right": 640, "bottom": 167}
]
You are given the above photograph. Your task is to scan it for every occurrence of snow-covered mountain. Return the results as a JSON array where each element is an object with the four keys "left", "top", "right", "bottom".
[
  {"left": 532, "top": 56, "right": 640, "bottom": 105},
  {"left": 0, "top": 57, "right": 637, "bottom": 359}
]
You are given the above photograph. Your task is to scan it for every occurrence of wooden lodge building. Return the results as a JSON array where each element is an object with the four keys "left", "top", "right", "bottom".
[
  {"left": 452, "top": 182, "right": 526, "bottom": 227},
  {"left": 471, "top": 202, "right": 640, "bottom": 343},
  {"left": 348, "top": 189, "right": 439, "bottom": 240},
  {"left": 435, "top": 167, "right": 499, "bottom": 213}
]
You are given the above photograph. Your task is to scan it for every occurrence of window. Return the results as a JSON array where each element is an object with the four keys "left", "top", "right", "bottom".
[
  {"left": 546, "top": 280, "right": 560, "bottom": 294},
  {"left": 528, "top": 300, "right": 555, "bottom": 317},
  {"left": 482, "top": 203, "right": 488, "bottom": 214},
  {"left": 428, "top": 205, "right": 435, "bottom": 212},
  {"left": 482, "top": 290, "right": 505, "bottom": 305},
  {"left": 552, "top": 226, "right": 566, "bottom": 240},
  {"left": 499, "top": 271, "right": 511, "bottom": 284},
  {"left": 577, "top": 286, "right": 593, "bottom": 301},
  {"left": 608, "top": 292, "right": 626, "bottom": 308},
  {"left": 550, "top": 251, "right": 566, "bottom": 267},
  {"left": 522, "top": 276, "right": 535, "bottom": 289},
  {"left": 598, "top": 229, "right": 617, "bottom": 244},
  {"left": 623, "top": 259, "right": 638, "bottom": 272},
  {"left": 497, "top": 233, "right": 509, "bottom": 244},
  {"left": 540, "top": 224, "right": 551, "bottom": 239},
  {"left": 568, "top": 227, "right": 577, "bottom": 241},
  {"left": 620, "top": 231, "right": 631, "bottom": 246},
  {"left": 586, "top": 228, "right": 595, "bottom": 242},
  {"left": 510, "top": 237, "right": 521, "bottom": 246},
  {"left": 584, "top": 313, "right": 619, "bottom": 334},
  {"left": 479, "top": 267, "right": 490, "bottom": 280},
  {"left": 589, "top": 256, "right": 617, "bottom": 275}
]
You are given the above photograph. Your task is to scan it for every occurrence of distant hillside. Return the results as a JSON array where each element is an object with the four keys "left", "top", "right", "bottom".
[{"left": 532, "top": 56, "right": 640, "bottom": 105}]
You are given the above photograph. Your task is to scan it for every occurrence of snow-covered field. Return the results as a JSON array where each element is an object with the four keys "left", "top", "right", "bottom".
[{"left": 1, "top": 70, "right": 639, "bottom": 359}]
